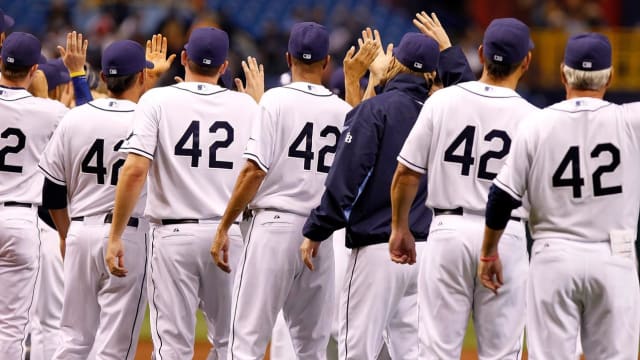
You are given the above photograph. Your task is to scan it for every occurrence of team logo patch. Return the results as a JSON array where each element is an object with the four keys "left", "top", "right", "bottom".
[
  {"left": 302, "top": 53, "right": 312, "bottom": 60},
  {"left": 582, "top": 61, "right": 592, "bottom": 69},
  {"left": 109, "top": 68, "right": 118, "bottom": 75},
  {"left": 6, "top": 56, "right": 14, "bottom": 63},
  {"left": 413, "top": 62, "right": 423, "bottom": 69},
  {"left": 493, "top": 54, "right": 503, "bottom": 62},
  {"left": 203, "top": 58, "right": 212, "bottom": 65}
]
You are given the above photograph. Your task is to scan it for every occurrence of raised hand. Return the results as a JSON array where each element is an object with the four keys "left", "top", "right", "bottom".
[
  {"left": 234, "top": 56, "right": 264, "bottom": 103},
  {"left": 361, "top": 27, "right": 393, "bottom": 84},
  {"left": 57, "top": 31, "right": 88, "bottom": 74},
  {"left": 414, "top": 12, "right": 452, "bottom": 51},
  {"left": 145, "top": 33, "right": 176, "bottom": 78}
]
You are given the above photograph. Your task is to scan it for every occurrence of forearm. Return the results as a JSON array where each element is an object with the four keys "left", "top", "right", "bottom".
[
  {"left": 109, "top": 158, "right": 148, "bottom": 240},
  {"left": 219, "top": 161, "right": 265, "bottom": 232},
  {"left": 481, "top": 227, "right": 504, "bottom": 257},
  {"left": 71, "top": 75, "right": 93, "bottom": 106},
  {"left": 345, "top": 74, "right": 363, "bottom": 107},
  {"left": 49, "top": 208, "right": 70, "bottom": 240},
  {"left": 390, "top": 164, "right": 421, "bottom": 231}
]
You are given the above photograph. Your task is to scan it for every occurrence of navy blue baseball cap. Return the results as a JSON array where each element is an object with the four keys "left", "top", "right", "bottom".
[
  {"left": 564, "top": 33, "right": 612, "bottom": 71},
  {"left": 288, "top": 22, "right": 329, "bottom": 63},
  {"left": 185, "top": 27, "right": 229, "bottom": 67},
  {"left": 0, "top": 8, "right": 14, "bottom": 33},
  {"left": 102, "top": 40, "right": 153, "bottom": 77},
  {"left": 394, "top": 33, "right": 440, "bottom": 73},
  {"left": 39, "top": 58, "right": 71, "bottom": 91},
  {"left": 1, "top": 32, "right": 41, "bottom": 67},
  {"left": 483, "top": 18, "right": 534, "bottom": 65}
]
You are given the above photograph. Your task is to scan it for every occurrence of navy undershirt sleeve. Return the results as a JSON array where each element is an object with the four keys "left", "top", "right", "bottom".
[
  {"left": 485, "top": 184, "right": 522, "bottom": 230},
  {"left": 42, "top": 178, "right": 68, "bottom": 210},
  {"left": 72, "top": 75, "right": 93, "bottom": 106}
]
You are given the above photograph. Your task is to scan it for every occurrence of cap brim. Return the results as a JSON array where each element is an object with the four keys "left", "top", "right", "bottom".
[
  {"left": 145, "top": 60, "right": 154, "bottom": 69},
  {"left": 3, "top": 14, "right": 14, "bottom": 30}
]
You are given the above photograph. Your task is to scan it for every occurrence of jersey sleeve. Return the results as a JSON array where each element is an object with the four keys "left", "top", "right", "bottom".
[
  {"left": 622, "top": 102, "right": 640, "bottom": 143},
  {"left": 120, "top": 93, "right": 159, "bottom": 160},
  {"left": 243, "top": 99, "right": 277, "bottom": 172},
  {"left": 397, "top": 98, "right": 435, "bottom": 174},
  {"left": 38, "top": 119, "right": 68, "bottom": 186},
  {"left": 493, "top": 118, "right": 534, "bottom": 201},
  {"left": 304, "top": 103, "right": 382, "bottom": 241}
]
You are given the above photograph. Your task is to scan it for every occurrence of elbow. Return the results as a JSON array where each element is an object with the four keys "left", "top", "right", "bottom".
[
  {"left": 243, "top": 160, "right": 267, "bottom": 183},
  {"left": 392, "top": 163, "right": 422, "bottom": 188},
  {"left": 120, "top": 155, "right": 150, "bottom": 185}
]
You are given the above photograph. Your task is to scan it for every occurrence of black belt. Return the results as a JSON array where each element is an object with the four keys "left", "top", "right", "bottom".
[
  {"left": 71, "top": 214, "right": 139, "bottom": 228},
  {"left": 160, "top": 219, "right": 239, "bottom": 225},
  {"left": 4, "top": 201, "right": 32, "bottom": 208},
  {"left": 433, "top": 207, "right": 521, "bottom": 222}
]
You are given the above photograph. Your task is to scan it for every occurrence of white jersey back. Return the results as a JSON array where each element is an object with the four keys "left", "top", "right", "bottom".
[
  {"left": 121, "top": 82, "right": 258, "bottom": 220},
  {"left": 495, "top": 98, "right": 640, "bottom": 242},
  {"left": 399, "top": 81, "right": 538, "bottom": 212},
  {"left": 244, "top": 82, "right": 351, "bottom": 216},
  {"left": 39, "top": 98, "right": 145, "bottom": 218},
  {"left": 0, "top": 87, "right": 67, "bottom": 204}
]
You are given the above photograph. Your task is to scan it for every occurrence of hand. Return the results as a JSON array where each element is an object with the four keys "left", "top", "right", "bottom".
[
  {"left": 414, "top": 12, "right": 452, "bottom": 51},
  {"left": 145, "top": 33, "right": 176, "bottom": 78},
  {"left": 105, "top": 236, "right": 128, "bottom": 277},
  {"left": 211, "top": 230, "right": 231, "bottom": 273},
  {"left": 57, "top": 31, "right": 88, "bottom": 74},
  {"left": 300, "top": 238, "right": 321, "bottom": 271},
  {"left": 361, "top": 27, "right": 393, "bottom": 85},
  {"left": 343, "top": 38, "right": 378, "bottom": 80},
  {"left": 389, "top": 227, "right": 416, "bottom": 264},
  {"left": 477, "top": 255, "right": 503, "bottom": 294},
  {"left": 234, "top": 56, "right": 264, "bottom": 103}
]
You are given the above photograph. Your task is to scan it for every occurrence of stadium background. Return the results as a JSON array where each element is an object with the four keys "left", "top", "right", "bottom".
[{"left": 2, "top": 0, "right": 639, "bottom": 358}]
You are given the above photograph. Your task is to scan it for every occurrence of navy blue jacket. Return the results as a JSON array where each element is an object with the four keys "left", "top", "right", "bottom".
[{"left": 303, "top": 46, "right": 474, "bottom": 248}]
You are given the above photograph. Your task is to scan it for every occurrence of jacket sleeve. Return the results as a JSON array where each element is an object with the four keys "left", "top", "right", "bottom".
[
  {"left": 438, "top": 45, "right": 475, "bottom": 87},
  {"left": 303, "top": 102, "right": 382, "bottom": 241}
]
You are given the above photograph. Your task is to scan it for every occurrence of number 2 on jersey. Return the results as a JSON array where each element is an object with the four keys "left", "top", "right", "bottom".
[
  {"left": 81, "top": 139, "right": 125, "bottom": 185},
  {"left": 288, "top": 122, "right": 340, "bottom": 173},
  {"left": 0, "top": 128, "right": 26, "bottom": 173},
  {"left": 443, "top": 125, "right": 511, "bottom": 180},
  {"left": 174, "top": 120, "right": 234, "bottom": 169}
]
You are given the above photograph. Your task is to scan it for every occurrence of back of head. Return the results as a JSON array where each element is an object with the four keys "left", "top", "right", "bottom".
[
  {"left": 562, "top": 33, "right": 612, "bottom": 91},
  {"left": 184, "top": 27, "right": 229, "bottom": 77},
  {"left": 101, "top": 40, "right": 153, "bottom": 96},
  {"left": 0, "top": 8, "right": 14, "bottom": 33},
  {"left": 482, "top": 18, "right": 533, "bottom": 79},
  {"left": 39, "top": 58, "right": 70, "bottom": 92},
  {"left": 1, "top": 32, "right": 41, "bottom": 82},
  {"left": 288, "top": 22, "right": 329, "bottom": 68}
]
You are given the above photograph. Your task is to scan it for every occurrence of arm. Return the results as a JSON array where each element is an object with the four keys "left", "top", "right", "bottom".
[
  {"left": 58, "top": 31, "right": 93, "bottom": 106},
  {"left": 106, "top": 154, "right": 150, "bottom": 277},
  {"left": 343, "top": 35, "right": 379, "bottom": 107},
  {"left": 144, "top": 34, "right": 176, "bottom": 91},
  {"left": 211, "top": 160, "right": 266, "bottom": 273},
  {"left": 42, "top": 178, "right": 70, "bottom": 258},
  {"left": 234, "top": 56, "right": 265, "bottom": 103},
  {"left": 389, "top": 163, "right": 422, "bottom": 264},
  {"left": 478, "top": 185, "right": 522, "bottom": 294}
]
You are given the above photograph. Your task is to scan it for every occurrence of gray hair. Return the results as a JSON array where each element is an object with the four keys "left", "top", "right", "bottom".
[{"left": 562, "top": 64, "right": 612, "bottom": 91}]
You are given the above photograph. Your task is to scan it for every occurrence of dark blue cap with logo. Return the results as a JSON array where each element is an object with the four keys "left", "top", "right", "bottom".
[
  {"left": 0, "top": 8, "right": 14, "bottom": 33},
  {"left": 185, "top": 27, "right": 229, "bottom": 67},
  {"left": 102, "top": 40, "right": 153, "bottom": 77},
  {"left": 483, "top": 18, "right": 534, "bottom": 65},
  {"left": 39, "top": 58, "right": 71, "bottom": 91},
  {"left": 564, "top": 33, "right": 612, "bottom": 71},
  {"left": 393, "top": 32, "right": 440, "bottom": 73},
  {"left": 288, "top": 22, "right": 329, "bottom": 63},
  {"left": 1, "top": 32, "right": 41, "bottom": 67}
]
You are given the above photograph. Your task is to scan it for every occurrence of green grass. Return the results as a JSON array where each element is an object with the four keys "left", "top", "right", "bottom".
[{"left": 139, "top": 306, "right": 480, "bottom": 349}]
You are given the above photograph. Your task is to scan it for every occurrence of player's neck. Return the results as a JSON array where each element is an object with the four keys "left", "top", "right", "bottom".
[
  {"left": 0, "top": 77, "right": 29, "bottom": 90},
  {"left": 184, "top": 73, "right": 220, "bottom": 85},
  {"left": 565, "top": 87, "right": 606, "bottom": 100},
  {"left": 107, "top": 89, "right": 141, "bottom": 103},
  {"left": 290, "top": 70, "right": 323, "bottom": 86},
  {"left": 478, "top": 72, "right": 519, "bottom": 91}
]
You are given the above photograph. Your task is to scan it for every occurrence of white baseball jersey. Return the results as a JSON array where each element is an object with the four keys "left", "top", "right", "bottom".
[
  {"left": 495, "top": 98, "right": 640, "bottom": 242},
  {"left": 399, "top": 81, "right": 538, "bottom": 212},
  {"left": 244, "top": 82, "right": 351, "bottom": 215},
  {"left": 0, "top": 87, "right": 67, "bottom": 204},
  {"left": 121, "top": 82, "right": 258, "bottom": 220},
  {"left": 39, "top": 98, "right": 145, "bottom": 218}
]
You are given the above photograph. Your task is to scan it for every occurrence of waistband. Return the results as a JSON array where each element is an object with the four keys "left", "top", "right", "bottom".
[
  {"left": 159, "top": 218, "right": 239, "bottom": 225},
  {"left": 433, "top": 207, "right": 521, "bottom": 222},
  {"left": 72, "top": 213, "right": 139, "bottom": 228},
  {"left": 2, "top": 201, "right": 33, "bottom": 208}
]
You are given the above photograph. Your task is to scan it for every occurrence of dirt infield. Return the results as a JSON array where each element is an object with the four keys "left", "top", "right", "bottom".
[{"left": 134, "top": 340, "right": 495, "bottom": 359}]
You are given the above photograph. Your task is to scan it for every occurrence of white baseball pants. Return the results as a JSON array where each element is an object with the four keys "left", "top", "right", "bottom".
[
  {"left": 527, "top": 238, "right": 640, "bottom": 359},
  {"left": 338, "top": 242, "right": 422, "bottom": 360},
  {"left": 419, "top": 213, "right": 528, "bottom": 359},
  {"left": 228, "top": 209, "right": 334, "bottom": 360},
  {"left": 30, "top": 221, "right": 64, "bottom": 360},
  {"left": 0, "top": 205, "right": 39, "bottom": 360},
  {"left": 148, "top": 221, "right": 242, "bottom": 360},
  {"left": 52, "top": 215, "right": 149, "bottom": 360}
]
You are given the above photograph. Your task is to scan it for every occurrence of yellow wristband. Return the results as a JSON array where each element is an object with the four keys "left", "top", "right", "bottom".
[{"left": 69, "top": 70, "right": 86, "bottom": 78}]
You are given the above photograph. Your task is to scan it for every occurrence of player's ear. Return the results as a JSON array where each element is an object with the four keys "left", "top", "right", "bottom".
[
  {"left": 477, "top": 45, "right": 486, "bottom": 66},
  {"left": 321, "top": 55, "right": 330, "bottom": 70},
  {"left": 520, "top": 52, "right": 532, "bottom": 73},
  {"left": 100, "top": 71, "right": 107, "bottom": 84},
  {"left": 0, "top": 32, "right": 4, "bottom": 47},
  {"left": 28, "top": 64, "right": 38, "bottom": 78},
  {"left": 605, "top": 67, "right": 613, "bottom": 88},
  {"left": 559, "top": 63, "right": 568, "bottom": 87},
  {"left": 285, "top": 52, "right": 292, "bottom": 69},
  {"left": 218, "top": 60, "right": 229, "bottom": 76},
  {"left": 181, "top": 50, "right": 188, "bottom": 67}
]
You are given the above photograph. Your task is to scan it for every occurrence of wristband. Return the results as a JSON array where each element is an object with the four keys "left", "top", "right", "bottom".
[
  {"left": 69, "top": 70, "right": 86, "bottom": 78},
  {"left": 479, "top": 254, "right": 498, "bottom": 262}
]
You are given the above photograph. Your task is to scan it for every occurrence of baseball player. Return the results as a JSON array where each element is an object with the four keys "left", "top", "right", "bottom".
[
  {"left": 478, "top": 33, "right": 640, "bottom": 359},
  {"left": 389, "top": 18, "right": 538, "bottom": 359},
  {"left": 0, "top": 32, "right": 67, "bottom": 360},
  {"left": 38, "top": 59, "right": 73, "bottom": 106},
  {"left": 302, "top": 14, "right": 474, "bottom": 358},
  {"left": 106, "top": 27, "right": 258, "bottom": 359},
  {"left": 39, "top": 39, "right": 158, "bottom": 360},
  {"left": 211, "top": 21, "right": 352, "bottom": 360}
]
